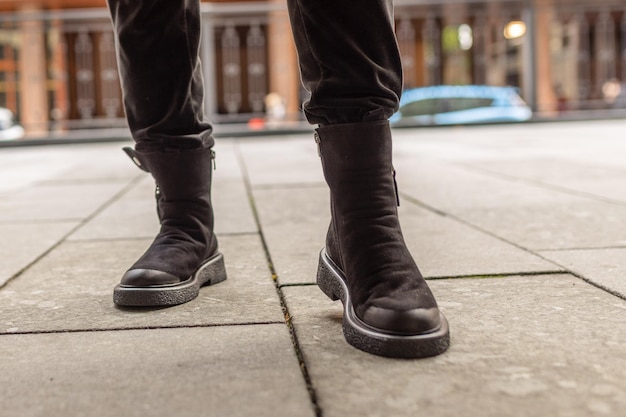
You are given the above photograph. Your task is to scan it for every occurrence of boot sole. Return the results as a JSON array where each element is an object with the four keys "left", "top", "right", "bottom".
[
  {"left": 317, "top": 249, "right": 450, "bottom": 359},
  {"left": 113, "top": 252, "right": 227, "bottom": 307}
]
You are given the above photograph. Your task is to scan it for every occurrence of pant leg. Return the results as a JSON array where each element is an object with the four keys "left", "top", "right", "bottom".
[
  {"left": 286, "top": 0, "right": 403, "bottom": 125},
  {"left": 107, "top": 0, "right": 213, "bottom": 150}
]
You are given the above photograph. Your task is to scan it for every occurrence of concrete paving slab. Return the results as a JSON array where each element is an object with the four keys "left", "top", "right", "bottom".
[
  {"left": 237, "top": 136, "right": 325, "bottom": 186},
  {"left": 0, "top": 181, "right": 131, "bottom": 222},
  {"left": 39, "top": 143, "right": 139, "bottom": 183},
  {"left": 67, "top": 175, "right": 257, "bottom": 241},
  {"left": 212, "top": 140, "right": 249, "bottom": 180},
  {"left": 459, "top": 202, "right": 626, "bottom": 251},
  {"left": 0, "top": 144, "right": 134, "bottom": 194},
  {"left": 66, "top": 176, "right": 161, "bottom": 241},
  {"left": 391, "top": 159, "right": 626, "bottom": 251},
  {"left": 0, "top": 221, "right": 77, "bottom": 287},
  {"left": 539, "top": 248, "right": 626, "bottom": 299},
  {"left": 251, "top": 186, "right": 328, "bottom": 285},
  {"left": 465, "top": 157, "right": 626, "bottom": 183},
  {"left": 399, "top": 201, "right": 563, "bottom": 278},
  {"left": 203, "top": 141, "right": 259, "bottom": 234},
  {"left": 392, "top": 127, "right": 510, "bottom": 162},
  {"left": 392, "top": 120, "right": 626, "bottom": 169},
  {"left": 0, "top": 149, "right": 73, "bottom": 194},
  {"left": 392, "top": 158, "right": 585, "bottom": 211},
  {"left": 0, "top": 234, "right": 283, "bottom": 334},
  {"left": 252, "top": 186, "right": 561, "bottom": 285},
  {"left": 67, "top": 141, "right": 257, "bottom": 240},
  {"left": 213, "top": 179, "right": 259, "bottom": 235},
  {"left": 462, "top": 158, "right": 626, "bottom": 204},
  {"left": 282, "top": 276, "right": 626, "bottom": 417},
  {"left": 0, "top": 324, "right": 315, "bottom": 417}
]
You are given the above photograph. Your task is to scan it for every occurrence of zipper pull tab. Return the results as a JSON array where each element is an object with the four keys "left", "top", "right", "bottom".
[
  {"left": 314, "top": 132, "right": 321, "bottom": 157},
  {"left": 154, "top": 185, "right": 164, "bottom": 222},
  {"left": 211, "top": 150, "right": 216, "bottom": 170},
  {"left": 392, "top": 169, "right": 400, "bottom": 207}
]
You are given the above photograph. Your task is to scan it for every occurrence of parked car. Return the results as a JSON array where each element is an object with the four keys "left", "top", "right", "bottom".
[
  {"left": 0, "top": 107, "right": 25, "bottom": 141},
  {"left": 390, "top": 85, "right": 532, "bottom": 126}
]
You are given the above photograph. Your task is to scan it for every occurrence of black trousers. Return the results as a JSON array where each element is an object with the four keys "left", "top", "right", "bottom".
[{"left": 107, "top": 0, "right": 403, "bottom": 150}]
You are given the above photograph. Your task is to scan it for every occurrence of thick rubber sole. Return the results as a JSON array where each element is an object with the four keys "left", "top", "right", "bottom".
[
  {"left": 316, "top": 249, "right": 450, "bottom": 359},
  {"left": 113, "top": 252, "right": 227, "bottom": 307}
]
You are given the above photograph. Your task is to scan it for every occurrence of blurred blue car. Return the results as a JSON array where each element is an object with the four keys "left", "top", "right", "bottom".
[{"left": 390, "top": 85, "right": 532, "bottom": 126}]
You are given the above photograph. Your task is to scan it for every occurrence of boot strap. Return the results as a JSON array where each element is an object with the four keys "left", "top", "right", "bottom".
[
  {"left": 123, "top": 147, "right": 150, "bottom": 173},
  {"left": 123, "top": 147, "right": 216, "bottom": 172}
]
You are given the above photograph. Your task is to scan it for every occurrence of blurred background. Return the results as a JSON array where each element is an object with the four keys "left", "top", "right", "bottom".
[{"left": 0, "top": 0, "right": 625, "bottom": 141}]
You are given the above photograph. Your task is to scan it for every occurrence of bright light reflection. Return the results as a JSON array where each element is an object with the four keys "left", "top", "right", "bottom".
[
  {"left": 503, "top": 21, "right": 526, "bottom": 39},
  {"left": 458, "top": 24, "right": 473, "bottom": 50}
]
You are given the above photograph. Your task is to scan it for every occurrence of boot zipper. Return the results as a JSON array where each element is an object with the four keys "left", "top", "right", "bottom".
[
  {"left": 392, "top": 169, "right": 400, "bottom": 207},
  {"left": 155, "top": 184, "right": 162, "bottom": 221},
  {"left": 314, "top": 132, "right": 321, "bottom": 157},
  {"left": 211, "top": 150, "right": 216, "bottom": 170}
]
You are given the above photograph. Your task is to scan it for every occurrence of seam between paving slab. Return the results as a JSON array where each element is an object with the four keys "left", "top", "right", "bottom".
[
  {"left": 277, "top": 272, "right": 626, "bottom": 307},
  {"left": 0, "top": 174, "right": 144, "bottom": 292},
  {"left": 0, "top": 218, "right": 87, "bottom": 225},
  {"left": 399, "top": 191, "right": 626, "bottom": 302},
  {"left": 461, "top": 163, "right": 626, "bottom": 208},
  {"left": 39, "top": 178, "right": 139, "bottom": 185},
  {"left": 424, "top": 270, "right": 567, "bottom": 280},
  {"left": 399, "top": 185, "right": 626, "bottom": 283},
  {"left": 399, "top": 190, "right": 568, "bottom": 260},
  {"left": 536, "top": 244, "right": 626, "bottom": 251},
  {"left": 532, "top": 258, "right": 626, "bottom": 302},
  {"left": 275, "top": 271, "right": 569, "bottom": 288},
  {"left": 234, "top": 141, "right": 323, "bottom": 417},
  {"left": 65, "top": 230, "right": 261, "bottom": 243},
  {"left": 253, "top": 182, "right": 327, "bottom": 190},
  {"left": 0, "top": 321, "right": 286, "bottom": 337}
]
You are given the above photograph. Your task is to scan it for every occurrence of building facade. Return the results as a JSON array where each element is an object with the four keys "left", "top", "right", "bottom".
[{"left": 0, "top": 0, "right": 625, "bottom": 137}]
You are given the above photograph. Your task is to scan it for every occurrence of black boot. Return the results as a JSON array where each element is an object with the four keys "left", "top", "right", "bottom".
[
  {"left": 114, "top": 146, "right": 226, "bottom": 307},
  {"left": 315, "top": 120, "right": 449, "bottom": 358}
]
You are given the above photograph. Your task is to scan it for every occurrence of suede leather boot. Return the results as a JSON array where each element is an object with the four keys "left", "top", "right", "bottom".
[
  {"left": 315, "top": 120, "right": 449, "bottom": 358},
  {"left": 113, "top": 146, "right": 226, "bottom": 307}
]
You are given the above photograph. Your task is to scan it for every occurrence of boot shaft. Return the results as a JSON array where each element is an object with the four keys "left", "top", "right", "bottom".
[
  {"left": 315, "top": 120, "right": 399, "bottom": 215},
  {"left": 124, "top": 146, "right": 218, "bottom": 256},
  {"left": 124, "top": 146, "right": 215, "bottom": 201}
]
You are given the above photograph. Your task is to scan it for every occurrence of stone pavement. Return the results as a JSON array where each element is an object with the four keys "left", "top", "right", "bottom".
[{"left": 1, "top": 120, "right": 625, "bottom": 417}]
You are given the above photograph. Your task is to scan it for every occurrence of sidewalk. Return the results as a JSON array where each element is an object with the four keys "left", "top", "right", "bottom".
[{"left": 1, "top": 120, "right": 625, "bottom": 417}]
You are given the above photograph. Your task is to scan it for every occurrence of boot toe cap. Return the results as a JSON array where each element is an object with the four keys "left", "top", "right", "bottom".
[
  {"left": 360, "top": 306, "right": 442, "bottom": 336},
  {"left": 120, "top": 269, "right": 182, "bottom": 287}
]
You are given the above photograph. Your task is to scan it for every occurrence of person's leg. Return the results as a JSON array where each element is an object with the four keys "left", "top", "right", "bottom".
[
  {"left": 287, "top": 0, "right": 401, "bottom": 125},
  {"left": 107, "top": 0, "right": 226, "bottom": 306},
  {"left": 108, "top": 0, "right": 212, "bottom": 150},
  {"left": 287, "top": 0, "right": 449, "bottom": 358}
]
